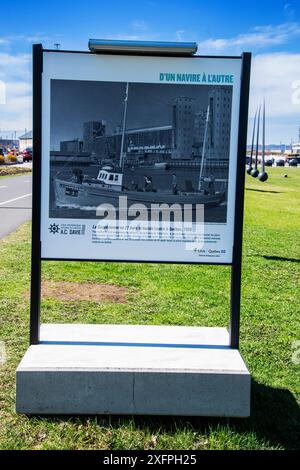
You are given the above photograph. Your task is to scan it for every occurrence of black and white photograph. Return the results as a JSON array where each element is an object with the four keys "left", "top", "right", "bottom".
[{"left": 49, "top": 79, "right": 232, "bottom": 223}]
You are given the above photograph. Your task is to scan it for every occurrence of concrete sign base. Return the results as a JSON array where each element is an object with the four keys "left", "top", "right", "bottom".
[{"left": 16, "top": 324, "right": 251, "bottom": 417}]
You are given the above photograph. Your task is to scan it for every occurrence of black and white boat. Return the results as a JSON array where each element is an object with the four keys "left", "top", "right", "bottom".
[{"left": 53, "top": 84, "right": 226, "bottom": 211}]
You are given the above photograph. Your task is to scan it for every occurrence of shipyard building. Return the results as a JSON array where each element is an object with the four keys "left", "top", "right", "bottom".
[{"left": 59, "top": 87, "right": 232, "bottom": 163}]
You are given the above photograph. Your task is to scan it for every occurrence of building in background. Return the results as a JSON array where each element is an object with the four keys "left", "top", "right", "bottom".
[
  {"left": 172, "top": 97, "right": 195, "bottom": 159},
  {"left": 55, "top": 88, "right": 233, "bottom": 164},
  {"left": 19, "top": 130, "right": 32, "bottom": 152},
  {"left": 83, "top": 121, "right": 106, "bottom": 152},
  {"left": 93, "top": 125, "right": 173, "bottom": 163},
  {"left": 60, "top": 139, "right": 83, "bottom": 153},
  {"left": 208, "top": 87, "right": 232, "bottom": 160},
  {"left": 290, "top": 125, "right": 300, "bottom": 154},
  {"left": 291, "top": 142, "right": 300, "bottom": 154},
  {"left": 0, "top": 138, "right": 19, "bottom": 150},
  {"left": 193, "top": 110, "right": 206, "bottom": 157}
]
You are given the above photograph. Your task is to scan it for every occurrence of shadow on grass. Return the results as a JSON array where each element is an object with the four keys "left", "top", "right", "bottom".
[
  {"left": 131, "top": 381, "right": 300, "bottom": 450},
  {"left": 33, "top": 380, "right": 300, "bottom": 450},
  {"left": 246, "top": 188, "right": 282, "bottom": 194},
  {"left": 262, "top": 255, "right": 300, "bottom": 263},
  {"left": 243, "top": 381, "right": 300, "bottom": 449},
  {"left": 129, "top": 381, "right": 300, "bottom": 449}
]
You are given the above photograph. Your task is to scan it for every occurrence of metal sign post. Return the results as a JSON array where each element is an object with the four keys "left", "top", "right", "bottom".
[
  {"left": 30, "top": 43, "right": 43, "bottom": 345},
  {"left": 230, "top": 52, "right": 251, "bottom": 348}
]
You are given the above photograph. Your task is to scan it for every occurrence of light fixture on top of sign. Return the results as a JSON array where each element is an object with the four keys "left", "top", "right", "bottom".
[{"left": 88, "top": 38, "right": 198, "bottom": 56}]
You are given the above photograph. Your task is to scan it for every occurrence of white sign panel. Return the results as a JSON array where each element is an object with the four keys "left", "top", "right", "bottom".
[{"left": 40, "top": 52, "right": 242, "bottom": 263}]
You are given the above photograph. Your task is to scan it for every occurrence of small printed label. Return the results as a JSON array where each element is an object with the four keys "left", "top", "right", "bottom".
[{"left": 49, "top": 223, "right": 86, "bottom": 235}]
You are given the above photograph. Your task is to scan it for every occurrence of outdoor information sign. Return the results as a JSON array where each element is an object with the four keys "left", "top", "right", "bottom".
[
  {"left": 41, "top": 50, "right": 244, "bottom": 264},
  {"left": 30, "top": 43, "right": 251, "bottom": 348},
  {"left": 15, "top": 41, "right": 252, "bottom": 417}
]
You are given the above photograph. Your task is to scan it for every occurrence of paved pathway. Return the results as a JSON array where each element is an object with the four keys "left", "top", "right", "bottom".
[{"left": 0, "top": 174, "right": 32, "bottom": 239}]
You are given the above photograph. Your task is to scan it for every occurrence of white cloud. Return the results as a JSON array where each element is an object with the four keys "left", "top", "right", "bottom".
[
  {"left": 0, "top": 87, "right": 32, "bottom": 133},
  {"left": 200, "top": 23, "right": 300, "bottom": 54},
  {"left": 6, "top": 81, "right": 31, "bottom": 96},
  {"left": 0, "top": 53, "right": 31, "bottom": 81},
  {"left": 250, "top": 52, "right": 300, "bottom": 118},
  {"left": 21, "top": 33, "right": 49, "bottom": 43},
  {"left": 0, "top": 53, "right": 32, "bottom": 132},
  {"left": 102, "top": 31, "right": 160, "bottom": 42},
  {"left": 176, "top": 30, "right": 186, "bottom": 41},
  {"left": 131, "top": 20, "right": 149, "bottom": 32},
  {"left": 0, "top": 38, "right": 10, "bottom": 45},
  {"left": 112, "top": 34, "right": 146, "bottom": 41},
  {"left": 4, "top": 33, "right": 49, "bottom": 44},
  {"left": 1, "top": 26, "right": 300, "bottom": 143},
  {"left": 0, "top": 81, "right": 5, "bottom": 105},
  {"left": 197, "top": 23, "right": 300, "bottom": 142},
  {"left": 284, "top": 3, "right": 296, "bottom": 21}
]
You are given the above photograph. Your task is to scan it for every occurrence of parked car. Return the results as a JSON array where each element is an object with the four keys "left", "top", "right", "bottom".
[
  {"left": 288, "top": 158, "right": 298, "bottom": 167},
  {"left": 23, "top": 147, "right": 32, "bottom": 162},
  {"left": 265, "top": 158, "right": 273, "bottom": 166},
  {"left": 276, "top": 159, "right": 285, "bottom": 167}
]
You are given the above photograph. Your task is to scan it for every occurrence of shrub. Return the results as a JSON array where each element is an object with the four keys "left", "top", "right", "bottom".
[
  {"left": 6, "top": 154, "right": 17, "bottom": 162},
  {"left": 0, "top": 155, "right": 5, "bottom": 165}
]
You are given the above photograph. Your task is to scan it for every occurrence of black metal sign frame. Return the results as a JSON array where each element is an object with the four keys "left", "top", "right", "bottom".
[{"left": 30, "top": 44, "right": 251, "bottom": 348}]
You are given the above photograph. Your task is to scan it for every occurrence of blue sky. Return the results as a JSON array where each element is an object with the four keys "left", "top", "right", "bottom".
[{"left": 0, "top": 0, "right": 300, "bottom": 143}]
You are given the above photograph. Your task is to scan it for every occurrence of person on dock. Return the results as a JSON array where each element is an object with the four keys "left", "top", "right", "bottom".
[
  {"left": 171, "top": 173, "right": 178, "bottom": 194},
  {"left": 144, "top": 175, "right": 152, "bottom": 192},
  {"left": 207, "top": 174, "right": 215, "bottom": 195}
]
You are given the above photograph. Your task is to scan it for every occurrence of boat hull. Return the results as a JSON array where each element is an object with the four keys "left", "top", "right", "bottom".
[{"left": 53, "top": 179, "right": 225, "bottom": 211}]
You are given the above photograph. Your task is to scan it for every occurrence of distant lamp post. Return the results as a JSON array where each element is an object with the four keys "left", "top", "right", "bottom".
[{"left": 54, "top": 43, "right": 61, "bottom": 50}]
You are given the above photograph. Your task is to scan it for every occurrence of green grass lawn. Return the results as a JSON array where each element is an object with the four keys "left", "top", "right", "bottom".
[{"left": 0, "top": 167, "right": 299, "bottom": 450}]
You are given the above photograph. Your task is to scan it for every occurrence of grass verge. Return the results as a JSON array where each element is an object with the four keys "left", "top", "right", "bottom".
[
  {"left": 0, "top": 166, "right": 32, "bottom": 178},
  {"left": 0, "top": 167, "right": 299, "bottom": 449}
]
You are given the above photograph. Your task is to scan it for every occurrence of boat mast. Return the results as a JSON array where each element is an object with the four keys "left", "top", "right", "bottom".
[
  {"left": 198, "top": 103, "right": 210, "bottom": 191},
  {"left": 119, "top": 82, "right": 129, "bottom": 170}
]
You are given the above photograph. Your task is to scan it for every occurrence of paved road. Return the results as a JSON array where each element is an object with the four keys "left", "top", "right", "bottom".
[{"left": 0, "top": 174, "right": 32, "bottom": 239}]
